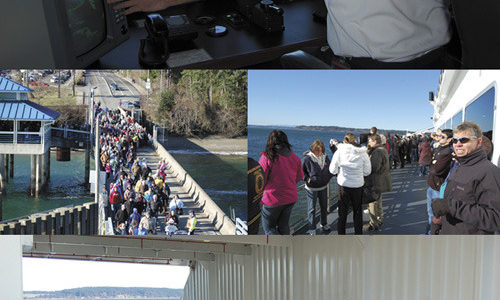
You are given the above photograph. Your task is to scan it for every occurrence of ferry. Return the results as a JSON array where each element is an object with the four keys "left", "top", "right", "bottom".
[{"left": 429, "top": 70, "right": 499, "bottom": 167}]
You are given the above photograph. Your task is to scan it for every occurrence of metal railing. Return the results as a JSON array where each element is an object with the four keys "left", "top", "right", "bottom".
[
  {"left": 50, "top": 127, "right": 90, "bottom": 140},
  {"left": 290, "top": 183, "right": 339, "bottom": 234},
  {"left": 17, "top": 132, "right": 42, "bottom": 144},
  {"left": 0, "top": 132, "right": 14, "bottom": 143},
  {"left": 0, "top": 131, "right": 43, "bottom": 144}
]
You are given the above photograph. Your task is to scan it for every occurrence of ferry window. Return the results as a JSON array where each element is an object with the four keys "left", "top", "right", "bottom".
[
  {"left": 445, "top": 119, "right": 451, "bottom": 129},
  {"left": 465, "top": 87, "right": 495, "bottom": 140},
  {"left": 452, "top": 111, "right": 463, "bottom": 129}
]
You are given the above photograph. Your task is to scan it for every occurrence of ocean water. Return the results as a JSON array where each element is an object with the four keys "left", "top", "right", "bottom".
[
  {"left": 170, "top": 151, "right": 247, "bottom": 221},
  {"left": 1, "top": 152, "right": 93, "bottom": 221},
  {"left": 248, "top": 126, "right": 355, "bottom": 230}
]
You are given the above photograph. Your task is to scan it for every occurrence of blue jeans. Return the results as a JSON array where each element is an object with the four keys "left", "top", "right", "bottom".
[
  {"left": 427, "top": 187, "right": 440, "bottom": 224},
  {"left": 306, "top": 188, "right": 328, "bottom": 230},
  {"left": 412, "top": 148, "right": 418, "bottom": 162},
  {"left": 261, "top": 202, "right": 295, "bottom": 235},
  {"left": 419, "top": 164, "right": 429, "bottom": 176}
]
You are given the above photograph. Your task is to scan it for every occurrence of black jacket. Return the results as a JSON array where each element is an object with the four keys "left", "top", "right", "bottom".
[
  {"left": 442, "top": 148, "right": 500, "bottom": 234},
  {"left": 427, "top": 143, "right": 453, "bottom": 191},
  {"left": 365, "top": 145, "right": 392, "bottom": 193},
  {"left": 302, "top": 152, "right": 333, "bottom": 189}
]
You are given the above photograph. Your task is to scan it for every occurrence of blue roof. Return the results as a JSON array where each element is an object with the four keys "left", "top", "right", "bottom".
[
  {"left": 0, "top": 77, "right": 34, "bottom": 93},
  {"left": 0, "top": 100, "right": 60, "bottom": 121}
]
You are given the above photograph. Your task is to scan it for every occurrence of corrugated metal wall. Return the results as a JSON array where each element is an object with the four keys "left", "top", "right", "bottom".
[
  {"left": 183, "top": 243, "right": 293, "bottom": 300},
  {"left": 182, "top": 236, "right": 500, "bottom": 300},
  {"left": 361, "top": 236, "right": 500, "bottom": 300},
  {"left": 292, "top": 236, "right": 363, "bottom": 300}
]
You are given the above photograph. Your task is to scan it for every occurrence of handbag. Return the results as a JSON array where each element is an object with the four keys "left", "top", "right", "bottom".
[{"left": 362, "top": 185, "right": 380, "bottom": 204}]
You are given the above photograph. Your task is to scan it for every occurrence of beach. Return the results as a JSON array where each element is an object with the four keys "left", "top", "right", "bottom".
[{"left": 162, "top": 136, "right": 247, "bottom": 153}]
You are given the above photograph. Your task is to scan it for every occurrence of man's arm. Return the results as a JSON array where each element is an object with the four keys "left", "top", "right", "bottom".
[
  {"left": 108, "top": 0, "right": 202, "bottom": 15},
  {"left": 429, "top": 150, "right": 452, "bottom": 176}
]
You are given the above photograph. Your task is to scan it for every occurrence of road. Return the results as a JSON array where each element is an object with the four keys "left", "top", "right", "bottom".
[{"left": 83, "top": 70, "right": 143, "bottom": 110}]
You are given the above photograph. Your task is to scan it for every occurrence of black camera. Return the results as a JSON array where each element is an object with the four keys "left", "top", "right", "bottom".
[{"left": 237, "top": 0, "right": 285, "bottom": 33}]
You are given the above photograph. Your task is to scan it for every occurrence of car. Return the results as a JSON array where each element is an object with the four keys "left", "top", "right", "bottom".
[{"left": 110, "top": 83, "right": 119, "bottom": 91}]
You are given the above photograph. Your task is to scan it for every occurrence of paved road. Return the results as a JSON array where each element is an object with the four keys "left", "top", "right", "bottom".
[
  {"left": 83, "top": 70, "right": 142, "bottom": 110},
  {"left": 296, "top": 162, "right": 429, "bottom": 235}
]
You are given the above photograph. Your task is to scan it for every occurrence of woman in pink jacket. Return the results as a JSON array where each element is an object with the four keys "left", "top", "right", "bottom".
[{"left": 259, "top": 130, "right": 304, "bottom": 235}]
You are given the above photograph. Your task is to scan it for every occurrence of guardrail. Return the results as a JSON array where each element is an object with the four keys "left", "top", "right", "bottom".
[
  {"left": 235, "top": 218, "right": 248, "bottom": 235},
  {"left": 0, "top": 202, "right": 98, "bottom": 235},
  {"left": 0, "top": 131, "right": 42, "bottom": 144},
  {"left": 150, "top": 135, "right": 238, "bottom": 235},
  {"left": 290, "top": 183, "right": 339, "bottom": 234},
  {"left": 50, "top": 127, "right": 90, "bottom": 140}
]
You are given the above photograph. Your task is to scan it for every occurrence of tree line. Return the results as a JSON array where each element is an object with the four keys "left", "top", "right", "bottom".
[
  {"left": 142, "top": 70, "right": 247, "bottom": 138},
  {"left": 26, "top": 286, "right": 183, "bottom": 298}
]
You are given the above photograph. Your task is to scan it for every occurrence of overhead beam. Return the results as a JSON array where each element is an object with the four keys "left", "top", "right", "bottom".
[
  {"left": 33, "top": 236, "right": 252, "bottom": 256},
  {"left": 23, "top": 252, "right": 189, "bottom": 266},
  {"left": 28, "top": 242, "right": 216, "bottom": 262}
]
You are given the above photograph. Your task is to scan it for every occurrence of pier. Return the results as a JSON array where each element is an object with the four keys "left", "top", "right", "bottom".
[{"left": 88, "top": 71, "right": 236, "bottom": 235}]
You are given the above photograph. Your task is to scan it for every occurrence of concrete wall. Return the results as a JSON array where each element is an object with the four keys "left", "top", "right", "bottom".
[
  {"left": 0, "top": 202, "right": 97, "bottom": 235},
  {"left": 0, "top": 236, "right": 32, "bottom": 300},
  {"left": 151, "top": 138, "right": 237, "bottom": 235}
]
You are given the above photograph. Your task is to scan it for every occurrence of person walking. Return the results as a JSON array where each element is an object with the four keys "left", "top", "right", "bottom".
[
  {"left": 259, "top": 130, "right": 304, "bottom": 235},
  {"left": 302, "top": 139, "right": 333, "bottom": 234},
  {"left": 329, "top": 133, "right": 371, "bottom": 234}
]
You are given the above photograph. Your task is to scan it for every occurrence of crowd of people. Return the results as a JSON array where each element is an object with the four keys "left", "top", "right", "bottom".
[
  {"left": 96, "top": 104, "right": 197, "bottom": 235},
  {"left": 256, "top": 122, "right": 500, "bottom": 235}
]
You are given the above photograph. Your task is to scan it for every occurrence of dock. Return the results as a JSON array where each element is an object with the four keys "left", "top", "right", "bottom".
[{"left": 135, "top": 146, "right": 217, "bottom": 235}]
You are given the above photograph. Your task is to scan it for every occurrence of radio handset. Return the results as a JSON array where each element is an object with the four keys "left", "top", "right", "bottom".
[{"left": 139, "top": 14, "right": 170, "bottom": 67}]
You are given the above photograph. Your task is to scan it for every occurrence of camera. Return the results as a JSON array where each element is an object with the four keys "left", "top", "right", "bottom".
[{"left": 237, "top": 0, "right": 285, "bottom": 33}]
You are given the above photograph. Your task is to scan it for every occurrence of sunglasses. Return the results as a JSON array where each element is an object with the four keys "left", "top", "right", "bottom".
[
  {"left": 452, "top": 136, "right": 477, "bottom": 144},
  {"left": 439, "top": 135, "right": 448, "bottom": 139}
]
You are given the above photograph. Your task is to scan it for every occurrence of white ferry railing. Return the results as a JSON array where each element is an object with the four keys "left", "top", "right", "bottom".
[{"left": 290, "top": 182, "right": 339, "bottom": 234}]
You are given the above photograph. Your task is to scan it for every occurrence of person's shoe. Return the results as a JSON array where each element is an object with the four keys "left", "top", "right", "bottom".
[
  {"left": 363, "top": 209, "right": 369, "bottom": 214},
  {"left": 320, "top": 224, "right": 331, "bottom": 232},
  {"left": 363, "top": 223, "right": 379, "bottom": 231},
  {"left": 306, "top": 229, "right": 316, "bottom": 235}
]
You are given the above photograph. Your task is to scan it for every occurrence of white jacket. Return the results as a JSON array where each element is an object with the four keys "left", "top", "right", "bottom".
[
  {"left": 329, "top": 143, "right": 371, "bottom": 188},
  {"left": 325, "top": 0, "right": 451, "bottom": 62}
]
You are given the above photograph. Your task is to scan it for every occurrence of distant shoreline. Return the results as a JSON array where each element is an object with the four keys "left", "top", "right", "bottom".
[{"left": 249, "top": 124, "right": 408, "bottom": 136}]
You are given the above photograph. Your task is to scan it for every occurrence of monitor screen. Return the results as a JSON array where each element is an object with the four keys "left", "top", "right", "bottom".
[{"left": 64, "top": 0, "right": 107, "bottom": 57}]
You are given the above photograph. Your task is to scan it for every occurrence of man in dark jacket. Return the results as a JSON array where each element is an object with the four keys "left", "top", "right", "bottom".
[
  {"left": 432, "top": 122, "right": 500, "bottom": 234},
  {"left": 426, "top": 129, "right": 453, "bottom": 234},
  {"left": 364, "top": 134, "right": 392, "bottom": 231}
]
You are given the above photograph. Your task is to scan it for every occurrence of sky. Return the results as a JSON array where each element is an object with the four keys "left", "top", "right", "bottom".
[
  {"left": 248, "top": 70, "right": 440, "bottom": 131},
  {"left": 23, "top": 258, "right": 190, "bottom": 292}
]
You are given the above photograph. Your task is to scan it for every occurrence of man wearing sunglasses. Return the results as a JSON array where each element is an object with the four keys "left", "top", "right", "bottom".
[
  {"left": 432, "top": 122, "right": 500, "bottom": 234},
  {"left": 426, "top": 129, "right": 453, "bottom": 234}
]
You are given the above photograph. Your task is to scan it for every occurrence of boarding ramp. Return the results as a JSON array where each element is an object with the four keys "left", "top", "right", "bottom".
[{"left": 148, "top": 137, "right": 237, "bottom": 235}]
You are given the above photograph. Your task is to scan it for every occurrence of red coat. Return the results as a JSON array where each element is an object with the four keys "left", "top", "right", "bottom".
[
  {"left": 418, "top": 141, "right": 432, "bottom": 165},
  {"left": 109, "top": 186, "right": 122, "bottom": 205}
]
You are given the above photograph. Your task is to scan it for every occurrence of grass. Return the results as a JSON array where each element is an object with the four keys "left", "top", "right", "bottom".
[{"left": 29, "top": 85, "right": 77, "bottom": 106}]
